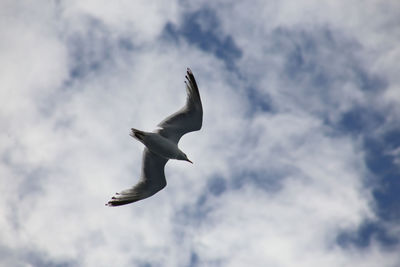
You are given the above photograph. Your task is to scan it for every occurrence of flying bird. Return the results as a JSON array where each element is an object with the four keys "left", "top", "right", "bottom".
[{"left": 106, "top": 68, "right": 203, "bottom": 206}]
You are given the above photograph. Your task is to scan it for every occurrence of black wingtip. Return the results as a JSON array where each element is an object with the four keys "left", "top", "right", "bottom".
[
  {"left": 131, "top": 128, "right": 145, "bottom": 141},
  {"left": 186, "top": 68, "right": 195, "bottom": 81},
  {"left": 185, "top": 68, "right": 200, "bottom": 100}
]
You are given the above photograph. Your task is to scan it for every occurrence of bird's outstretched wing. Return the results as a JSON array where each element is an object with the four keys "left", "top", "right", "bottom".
[
  {"left": 106, "top": 148, "right": 168, "bottom": 206},
  {"left": 156, "top": 68, "right": 203, "bottom": 144}
]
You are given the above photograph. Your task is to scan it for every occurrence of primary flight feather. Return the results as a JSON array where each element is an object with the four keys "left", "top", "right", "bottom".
[{"left": 106, "top": 68, "right": 203, "bottom": 206}]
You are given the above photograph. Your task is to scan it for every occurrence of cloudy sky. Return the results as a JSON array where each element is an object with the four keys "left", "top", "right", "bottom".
[{"left": 1, "top": 0, "right": 400, "bottom": 266}]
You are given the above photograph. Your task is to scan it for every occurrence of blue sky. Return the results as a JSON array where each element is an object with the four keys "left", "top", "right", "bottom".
[{"left": 1, "top": 1, "right": 400, "bottom": 266}]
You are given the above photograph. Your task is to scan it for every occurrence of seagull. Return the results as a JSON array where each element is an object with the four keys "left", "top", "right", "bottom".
[{"left": 106, "top": 68, "right": 203, "bottom": 206}]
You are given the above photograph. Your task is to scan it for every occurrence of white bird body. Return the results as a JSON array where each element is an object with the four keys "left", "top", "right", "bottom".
[
  {"left": 106, "top": 68, "right": 202, "bottom": 206},
  {"left": 130, "top": 128, "right": 190, "bottom": 161}
]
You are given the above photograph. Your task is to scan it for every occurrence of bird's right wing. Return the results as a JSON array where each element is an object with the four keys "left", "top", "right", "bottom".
[
  {"left": 156, "top": 68, "right": 203, "bottom": 144},
  {"left": 106, "top": 148, "right": 168, "bottom": 206}
]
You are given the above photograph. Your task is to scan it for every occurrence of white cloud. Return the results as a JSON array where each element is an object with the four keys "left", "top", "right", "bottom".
[
  {"left": 60, "top": 0, "right": 181, "bottom": 43},
  {"left": 1, "top": 0, "right": 400, "bottom": 266}
]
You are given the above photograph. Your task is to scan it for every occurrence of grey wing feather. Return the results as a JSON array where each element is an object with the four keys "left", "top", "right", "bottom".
[
  {"left": 106, "top": 148, "right": 168, "bottom": 206},
  {"left": 156, "top": 68, "right": 203, "bottom": 144}
]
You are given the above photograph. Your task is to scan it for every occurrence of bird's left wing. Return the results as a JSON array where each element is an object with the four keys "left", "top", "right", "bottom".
[
  {"left": 106, "top": 148, "right": 168, "bottom": 206},
  {"left": 156, "top": 68, "right": 203, "bottom": 144}
]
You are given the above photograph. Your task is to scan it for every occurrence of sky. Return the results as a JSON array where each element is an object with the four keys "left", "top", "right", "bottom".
[{"left": 1, "top": 0, "right": 400, "bottom": 266}]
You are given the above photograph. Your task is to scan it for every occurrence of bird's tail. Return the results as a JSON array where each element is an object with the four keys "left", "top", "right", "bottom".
[{"left": 130, "top": 128, "right": 145, "bottom": 141}]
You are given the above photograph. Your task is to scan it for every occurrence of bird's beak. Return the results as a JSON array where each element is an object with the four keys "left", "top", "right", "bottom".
[{"left": 186, "top": 158, "right": 193, "bottom": 164}]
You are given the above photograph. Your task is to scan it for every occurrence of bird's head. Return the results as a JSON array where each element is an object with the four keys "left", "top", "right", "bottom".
[{"left": 178, "top": 152, "right": 193, "bottom": 164}]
